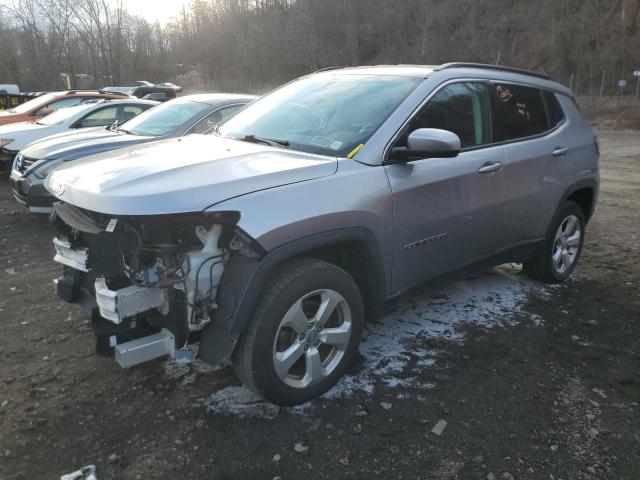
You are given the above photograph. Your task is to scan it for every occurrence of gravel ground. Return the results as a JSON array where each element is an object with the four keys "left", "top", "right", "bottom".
[{"left": 0, "top": 130, "right": 638, "bottom": 480}]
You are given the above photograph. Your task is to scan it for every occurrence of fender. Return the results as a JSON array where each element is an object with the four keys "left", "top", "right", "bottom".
[
  {"left": 560, "top": 177, "right": 599, "bottom": 222},
  {"left": 198, "top": 227, "right": 388, "bottom": 366}
]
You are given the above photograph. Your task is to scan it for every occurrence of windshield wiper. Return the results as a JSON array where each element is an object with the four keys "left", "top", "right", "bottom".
[{"left": 236, "top": 134, "right": 290, "bottom": 148}]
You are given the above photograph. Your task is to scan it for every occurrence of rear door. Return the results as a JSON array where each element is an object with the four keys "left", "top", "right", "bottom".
[
  {"left": 385, "top": 81, "right": 508, "bottom": 292},
  {"left": 490, "top": 83, "right": 567, "bottom": 246}
]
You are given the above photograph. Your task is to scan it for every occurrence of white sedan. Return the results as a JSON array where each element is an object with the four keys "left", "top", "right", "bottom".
[{"left": 0, "top": 99, "right": 158, "bottom": 171}]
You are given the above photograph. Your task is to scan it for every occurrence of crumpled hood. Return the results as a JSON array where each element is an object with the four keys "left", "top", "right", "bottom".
[
  {"left": 47, "top": 135, "right": 338, "bottom": 215},
  {"left": 22, "top": 127, "right": 154, "bottom": 162}
]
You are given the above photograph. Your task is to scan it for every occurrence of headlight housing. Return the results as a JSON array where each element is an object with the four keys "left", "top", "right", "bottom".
[
  {"left": 12, "top": 152, "right": 22, "bottom": 171},
  {"left": 0, "top": 138, "right": 14, "bottom": 148}
]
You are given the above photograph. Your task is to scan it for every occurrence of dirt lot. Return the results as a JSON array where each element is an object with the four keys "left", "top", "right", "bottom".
[{"left": 0, "top": 131, "right": 639, "bottom": 480}]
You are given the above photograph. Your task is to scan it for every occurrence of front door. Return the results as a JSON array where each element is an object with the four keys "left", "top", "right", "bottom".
[{"left": 384, "top": 81, "right": 507, "bottom": 293}]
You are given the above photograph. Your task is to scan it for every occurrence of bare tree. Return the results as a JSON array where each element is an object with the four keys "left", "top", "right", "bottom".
[{"left": 1, "top": 0, "right": 638, "bottom": 95}]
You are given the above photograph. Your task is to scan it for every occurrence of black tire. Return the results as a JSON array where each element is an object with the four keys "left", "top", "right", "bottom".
[
  {"left": 524, "top": 201, "right": 586, "bottom": 283},
  {"left": 232, "top": 258, "right": 364, "bottom": 406}
]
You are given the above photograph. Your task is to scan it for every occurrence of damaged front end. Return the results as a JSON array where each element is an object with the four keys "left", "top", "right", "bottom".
[{"left": 50, "top": 202, "right": 258, "bottom": 368}]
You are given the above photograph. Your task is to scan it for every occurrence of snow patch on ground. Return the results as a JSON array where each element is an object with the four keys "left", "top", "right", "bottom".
[
  {"left": 326, "top": 264, "right": 548, "bottom": 397},
  {"left": 177, "top": 265, "right": 551, "bottom": 417},
  {"left": 202, "top": 386, "right": 281, "bottom": 419}
]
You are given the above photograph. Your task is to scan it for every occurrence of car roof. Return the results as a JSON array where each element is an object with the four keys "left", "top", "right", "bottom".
[
  {"left": 317, "top": 65, "right": 438, "bottom": 78},
  {"left": 99, "top": 99, "right": 160, "bottom": 106},
  {"left": 49, "top": 90, "right": 130, "bottom": 98},
  {"left": 44, "top": 99, "right": 158, "bottom": 118},
  {"left": 177, "top": 93, "right": 258, "bottom": 106},
  {"left": 315, "top": 63, "right": 571, "bottom": 94}
]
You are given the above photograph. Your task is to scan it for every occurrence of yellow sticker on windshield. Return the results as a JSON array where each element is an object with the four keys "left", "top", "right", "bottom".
[{"left": 347, "top": 144, "right": 364, "bottom": 159}]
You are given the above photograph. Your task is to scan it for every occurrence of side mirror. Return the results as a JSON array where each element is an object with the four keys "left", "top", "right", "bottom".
[{"left": 389, "top": 128, "right": 461, "bottom": 163}]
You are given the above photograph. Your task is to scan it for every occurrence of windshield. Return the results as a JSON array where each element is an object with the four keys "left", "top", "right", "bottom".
[
  {"left": 36, "top": 104, "right": 87, "bottom": 126},
  {"left": 5, "top": 93, "right": 55, "bottom": 114},
  {"left": 121, "top": 99, "right": 211, "bottom": 136},
  {"left": 219, "top": 74, "right": 422, "bottom": 157}
]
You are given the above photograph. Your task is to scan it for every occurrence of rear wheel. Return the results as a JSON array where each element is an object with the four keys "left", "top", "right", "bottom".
[
  {"left": 524, "top": 201, "right": 585, "bottom": 283},
  {"left": 233, "top": 258, "right": 364, "bottom": 406}
]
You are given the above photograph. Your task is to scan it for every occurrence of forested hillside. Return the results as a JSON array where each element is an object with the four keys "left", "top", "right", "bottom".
[{"left": 1, "top": 0, "right": 638, "bottom": 94}]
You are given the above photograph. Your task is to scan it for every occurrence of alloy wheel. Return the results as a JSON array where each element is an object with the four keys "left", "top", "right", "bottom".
[
  {"left": 272, "top": 288, "right": 352, "bottom": 389},
  {"left": 552, "top": 214, "right": 581, "bottom": 274}
]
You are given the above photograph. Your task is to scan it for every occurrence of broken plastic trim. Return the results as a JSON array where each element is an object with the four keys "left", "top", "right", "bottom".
[
  {"left": 52, "top": 202, "right": 241, "bottom": 232},
  {"left": 230, "top": 226, "right": 267, "bottom": 258}
]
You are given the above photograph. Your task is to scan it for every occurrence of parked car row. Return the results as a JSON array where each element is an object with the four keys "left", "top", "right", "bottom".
[
  {"left": 0, "top": 89, "right": 132, "bottom": 127},
  {"left": 8, "top": 94, "right": 255, "bottom": 212},
  {"left": 101, "top": 80, "right": 183, "bottom": 102},
  {"left": 2, "top": 64, "right": 599, "bottom": 405},
  {"left": 0, "top": 81, "right": 183, "bottom": 129},
  {"left": 1, "top": 99, "right": 159, "bottom": 171}
]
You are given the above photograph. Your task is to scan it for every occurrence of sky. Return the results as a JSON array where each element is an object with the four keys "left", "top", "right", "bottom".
[
  {"left": 0, "top": 0, "right": 189, "bottom": 25},
  {"left": 113, "top": 0, "right": 188, "bottom": 24}
]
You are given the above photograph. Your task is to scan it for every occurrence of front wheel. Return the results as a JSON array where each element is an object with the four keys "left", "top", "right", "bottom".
[
  {"left": 232, "top": 258, "right": 364, "bottom": 406},
  {"left": 524, "top": 201, "right": 586, "bottom": 283}
]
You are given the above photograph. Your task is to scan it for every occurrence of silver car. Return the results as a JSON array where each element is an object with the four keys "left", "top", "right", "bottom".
[{"left": 46, "top": 63, "right": 599, "bottom": 405}]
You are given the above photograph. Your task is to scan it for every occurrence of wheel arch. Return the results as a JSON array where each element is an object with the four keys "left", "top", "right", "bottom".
[
  {"left": 561, "top": 178, "right": 598, "bottom": 223},
  {"left": 198, "top": 227, "right": 389, "bottom": 366}
]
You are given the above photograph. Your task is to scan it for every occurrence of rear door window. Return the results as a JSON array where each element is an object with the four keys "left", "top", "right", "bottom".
[
  {"left": 492, "top": 84, "right": 548, "bottom": 141},
  {"left": 544, "top": 91, "right": 565, "bottom": 128}
]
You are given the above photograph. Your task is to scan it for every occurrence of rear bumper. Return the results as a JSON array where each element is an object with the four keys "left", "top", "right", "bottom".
[{"left": 9, "top": 173, "right": 54, "bottom": 213}]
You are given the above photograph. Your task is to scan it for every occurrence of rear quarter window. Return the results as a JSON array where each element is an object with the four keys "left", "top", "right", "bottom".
[
  {"left": 544, "top": 91, "right": 565, "bottom": 128},
  {"left": 492, "top": 83, "right": 549, "bottom": 141}
]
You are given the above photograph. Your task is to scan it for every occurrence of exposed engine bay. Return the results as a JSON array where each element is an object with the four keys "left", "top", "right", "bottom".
[{"left": 50, "top": 201, "right": 258, "bottom": 367}]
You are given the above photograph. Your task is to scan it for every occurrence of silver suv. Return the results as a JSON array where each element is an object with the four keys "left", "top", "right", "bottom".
[{"left": 46, "top": 63, "right": 599, "bottom": 405}]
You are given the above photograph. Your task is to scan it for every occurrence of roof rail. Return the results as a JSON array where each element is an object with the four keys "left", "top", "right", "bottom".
[
  {"left": 63, "top": 89, "right": 104, "bottom": 94},
  {"left": 435, "top": 63, "right": 550, "bottom": 80}
]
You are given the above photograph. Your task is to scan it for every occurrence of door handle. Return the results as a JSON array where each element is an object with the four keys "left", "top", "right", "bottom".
[
  {"left": 553, "top": 147, "right": 568, "bottom": 157},
  {"left": 478, "top": 162, "right": 504, "bottom": 174}
]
